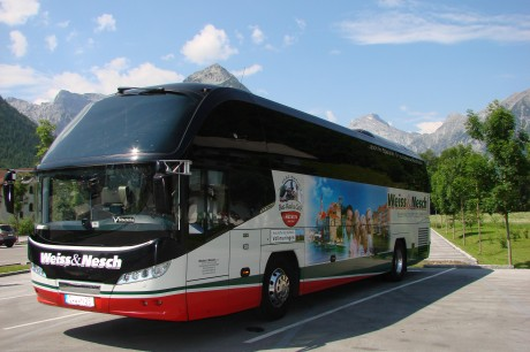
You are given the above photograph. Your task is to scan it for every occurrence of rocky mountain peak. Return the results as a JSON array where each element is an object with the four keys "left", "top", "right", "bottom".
[
  {"left": 364, "top": 113, "right": 389, "bottom": 126},
  {"left": 183, "top": 63, "right": 250, "bottom": 92}
]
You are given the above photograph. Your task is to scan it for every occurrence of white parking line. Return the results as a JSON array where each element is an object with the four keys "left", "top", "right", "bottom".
[
  {"left": 0, "top": 293, "right": 35, "bottom": 301},
  {"left": 245, "top": 268, "right": 456, "bottom": 344},
  {"left": 4, "top": 312, "right": 91, "bottom": 331}
]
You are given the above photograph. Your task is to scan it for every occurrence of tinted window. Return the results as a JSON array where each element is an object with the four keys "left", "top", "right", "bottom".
[
  {"left": 229, "top": 168, "right": 274, "bottom": 223},
  {"left": 191, "top": 100, "right": 268, "bottom": 168},
  {"left": 42, "top": 94, "right": 199, "bottom": 166},
  {"left": 257, "top": 105, "right": 429, "bottom": 191}
]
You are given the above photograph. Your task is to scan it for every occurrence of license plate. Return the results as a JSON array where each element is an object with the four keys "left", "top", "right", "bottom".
[{"left": 64, "top": 294, "right": 95, "bottom": 308}]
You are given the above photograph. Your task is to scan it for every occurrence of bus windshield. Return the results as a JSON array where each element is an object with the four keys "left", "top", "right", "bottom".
[
  {"left": 35, "top": 164, "right": 179, "bottom": 246},
  {"left": 41, "top": 92, "right": 199, "bottom": 167}
]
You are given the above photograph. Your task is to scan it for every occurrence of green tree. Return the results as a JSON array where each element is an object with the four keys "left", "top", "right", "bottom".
[
  {"left": 466, "top": 101, "right": 530, "bottom": 266},
  {"left": 420, "top": 149, "right": 441, "bottom": 226},
  {"left": 36, "top": 119, "right": 56, "bottom": 162},
  {"left": 420, "top": 149, "right": 439, "bottom": 175},
  {"left": 431, "top": 145, "right": 474, "bottom": 241},
  {"left": 7, "top": 175, "right": 29, "bottom": 231}
]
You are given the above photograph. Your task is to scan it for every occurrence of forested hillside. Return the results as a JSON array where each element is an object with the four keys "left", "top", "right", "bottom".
[{"left": 0, "top": 96, "right": 39, "bottom": 168}]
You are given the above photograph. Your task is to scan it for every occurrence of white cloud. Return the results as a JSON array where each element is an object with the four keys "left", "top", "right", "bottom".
[
  {"left": 264, "top": 43, "right": 277, "bottom": 52},
  {"left": 57, "top": 59, "right": 183, "bottom": 97},
  {"left": 57, "top": 20, "right": 70, "bottom": 28},
  {"left": 325, "top": 110, "right": 338, "bottom": 123},
  {"left": 250, "top": 25, "right": 265, "bottom": 45},
  {"left": 0, "top": 0, "right": 39, "bottom": 25},
  {"left": 235, "top": 30, "right": 244, "bottom": 44},
  {"left": 283, "top": 18, "right": 306, "bottom": 47},
  {"left": 417, "top": 121, "right": 443, "bottom": 134},
  {"left": 399, "top": 105, "right": 442, "bottom": 133},
  {"left": 0, "top": 63, "right": 43, "bottom": 88},
  {"left": 161, "top": 53, "right": 175, "bottom": 61},
  {"left": 181, "top": 24, "right": 238, "bottom": 65},
  {"left": 295, "top": 18, "right": 306, "bottom": 31},
  {"left": 377, "top": 0, "right": 407, "bottom": 8},
  {"left": 231, "top": 64, "right": 263, "bottom": 78},
  {"left": 283, "top": 35, "right": 296, "bottom": 46},
  {"left": 97, "top": 61, "right": 184, "bottom": 89},
  {"left": 95, "top": 13, "right": 116, "bottom": 33},
  {"left": 337, "top": 5, "right": 530, "bottom": 45},
  {"left": 49, "top": 71, "right": 99, "bottom": 96},
  {"left": 66, "top": 30, "right": 77, "bottom": 42},
  {"left": 39, "top": 10, "right": 49, "bottom": 26},
  {"left": 9, "top": 30, "right": 27, "bottom": 57},
  {"left": 45, "top": 35, "right": 57, "bottom": 52},
  {"left": 0, "top": 58, "right": 184, "bottom": 102}
]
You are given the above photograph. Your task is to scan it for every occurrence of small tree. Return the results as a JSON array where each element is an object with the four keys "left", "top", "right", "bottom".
[
  {"left": 466, "top": 101, "right": 530, "bottom": 266},
  {"left": 36, "top": 119, "right": 56, "bottom": 162},
  {"left": 465, "top": 151, "right": 494, "bottom": 253}
]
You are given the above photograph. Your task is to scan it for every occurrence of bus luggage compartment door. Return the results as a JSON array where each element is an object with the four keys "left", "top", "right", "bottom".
[{"left": 229, "top": 229, "right": 261, "bottom": 311}]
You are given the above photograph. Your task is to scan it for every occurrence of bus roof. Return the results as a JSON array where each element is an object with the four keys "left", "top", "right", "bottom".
[
  {"left": 157, "top": 83, "right": 421, "bottom": 161},
  {"left": 38, "top": 82, "right": 422, "bottom": 170}
]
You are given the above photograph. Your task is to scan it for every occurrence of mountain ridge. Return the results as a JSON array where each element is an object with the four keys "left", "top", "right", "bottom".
[
  {"left": 350, "top": 89, "right": 530, "bottom": 154},
  {"left": 4, "top": 64, "right": 530, "bottom": 161},
  {"left": 0, "top": 96, "right": 39, "bottom": 168}
]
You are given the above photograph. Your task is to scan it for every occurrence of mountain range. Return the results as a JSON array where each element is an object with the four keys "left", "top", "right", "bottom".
[
  {"left": 349, "top": 90, "right": 530, "bottom": 154},
  {"left": 2, "top": 63, "right": 529, "bottom": 168}
]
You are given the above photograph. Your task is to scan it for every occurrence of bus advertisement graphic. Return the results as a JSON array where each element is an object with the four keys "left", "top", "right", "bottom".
[
  {"left": 272, "top": 174, "right": 428, "bottom": 266},
  {"left": 303, "top": 176, "right": 390, "bottom": 265},
  {"left": 278, "top": 175, "right": 303, "bottom": 227}
]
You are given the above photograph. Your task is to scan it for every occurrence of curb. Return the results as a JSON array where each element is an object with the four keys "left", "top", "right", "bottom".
[
  {"left": 0, "top": 261, "right": 31, "bottom": 277},
  {"left": 0, "top": 269, "right": 30, "bottom": 277}
]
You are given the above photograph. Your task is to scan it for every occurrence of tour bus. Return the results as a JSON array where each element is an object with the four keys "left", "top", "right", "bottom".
[{"left": 4, "top": 83, "right": 430, "bottom": 321}]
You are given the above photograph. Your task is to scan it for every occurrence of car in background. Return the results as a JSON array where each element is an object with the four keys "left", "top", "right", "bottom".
[{"left": 0, "top": 224, "right": 17, "bottom": 248}]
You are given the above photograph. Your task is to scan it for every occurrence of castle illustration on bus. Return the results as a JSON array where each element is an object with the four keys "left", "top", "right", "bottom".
[{"left": 3, "top": 83, "right": 430, "bottom": 321}]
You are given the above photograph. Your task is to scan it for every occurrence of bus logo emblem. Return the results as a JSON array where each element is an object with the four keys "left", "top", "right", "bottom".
[{"left": 278, "top": 176, "right": 303, "bottom": 227}]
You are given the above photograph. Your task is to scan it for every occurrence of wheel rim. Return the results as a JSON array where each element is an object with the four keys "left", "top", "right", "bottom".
[
  {"left": 395, "top": 248, "right": 404, "bottom": 275},
  {"left": 267, "top": 268, "right": 290, "bottom": 308}
]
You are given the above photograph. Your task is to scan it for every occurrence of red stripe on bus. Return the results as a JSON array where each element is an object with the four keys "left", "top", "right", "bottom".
[
  {"left": 299, "top": 274, "right": 376, "bottom": 295},
  {"left": 34, "top": 285, "right": 261, "bottom": 321},
  {"left": 187, "top": 285, "right": 261, "bottom": 320},
  {"left": 34, "top": 286, "right": 189, "bottom": 321}
]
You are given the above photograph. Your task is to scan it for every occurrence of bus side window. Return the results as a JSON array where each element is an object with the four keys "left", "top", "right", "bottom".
[
  {"left": 188, "top": 169, "right": 229, "bottom": 236},
  {"left": 229, "top": 168, "right": 274, "bottom": 223}
]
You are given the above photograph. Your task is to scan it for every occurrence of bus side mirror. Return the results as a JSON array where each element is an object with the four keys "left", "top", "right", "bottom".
[
  {"left": 153, "top": 173, "right": 173, "bottom": 215},
  {"left": 2, "top": 170, "right": 16, "bottom": 214}
]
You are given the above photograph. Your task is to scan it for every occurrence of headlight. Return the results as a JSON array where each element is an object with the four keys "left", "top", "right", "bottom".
[
  {"left": 117, "top": 261, "right": 171, "bottom": 285},
  {"left": 31, "top": 263, "right": 47, "bottom": 278}
]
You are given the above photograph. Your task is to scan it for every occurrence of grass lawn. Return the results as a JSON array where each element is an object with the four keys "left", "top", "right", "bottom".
[
  {"left": 0, "top": 264, "right": 30, "bottom": 274},
  {"left": 431, "top": 212, "right": 530, "bottom": 269}
]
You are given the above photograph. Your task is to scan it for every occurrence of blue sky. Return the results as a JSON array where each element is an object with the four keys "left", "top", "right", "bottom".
[{"left": 1, "top": 0, "right": 529, "bottom": 133}]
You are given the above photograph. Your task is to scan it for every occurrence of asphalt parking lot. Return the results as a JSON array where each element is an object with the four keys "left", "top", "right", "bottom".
[{"left": 1, "top": 267, "right": 529, "bottom": 351}]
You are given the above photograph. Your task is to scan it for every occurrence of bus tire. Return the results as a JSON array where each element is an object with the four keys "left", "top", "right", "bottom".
[
  {"left": 260, "top": 258, "right": 295, "bottom": 320},
  {"left": 387, "top": 240, "right": 407, "bottom": 282}
]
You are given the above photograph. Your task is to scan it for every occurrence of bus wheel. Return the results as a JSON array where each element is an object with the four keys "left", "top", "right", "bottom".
[
  {"left": 260, "top": 259, "right": 293, "bottom": 320},
  {"left": 387, "top": 240, "right": 407, "bottom": 282}
]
